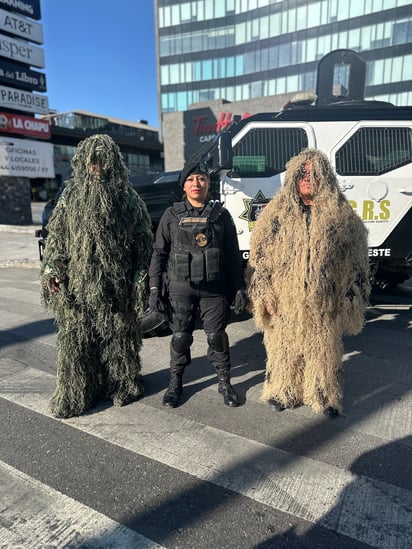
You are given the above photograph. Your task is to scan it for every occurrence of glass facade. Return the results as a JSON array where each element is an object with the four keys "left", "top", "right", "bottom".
[
  {"left": 155, "top": 0, "right": 412, "bottom": 116},
  {"left": 45, "top": 112, "right": 163, "bottom": 178},
  {"left": 50, "top": 112, "right": 159, "bottom": 145}
]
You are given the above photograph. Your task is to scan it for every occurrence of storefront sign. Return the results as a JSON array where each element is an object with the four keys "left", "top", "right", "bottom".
[
  {"left": 192, "top": 111, "right": 252, "bottom": 138},
  {"left": 0, "top": 111, "right": 50, "bottom": 138},
  {"left": 183, "top": 108, "right": 255, "bottom": 161},
  {"left": 0, "top": 59, "right": 46, "bottom": 91},
  {"left": 0, "top": 84, "right": 48, "bottom": 114},
  {"left": 0, "top": 32, "right": 44, "bottom": 67},
  {"left": 0, "top": 0, "right": 41, "bottom": 20},
  {"left": 0, "top": 8, "right": 43, "bottom": 43},
  {"left": 0, "top": 135, "right": 54, "bottom": 178}
]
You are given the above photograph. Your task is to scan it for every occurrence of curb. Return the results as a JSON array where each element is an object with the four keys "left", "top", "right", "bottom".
[
  {"left": 0, "top": 259, "right": 40, "bottom": 269},
  {"left": 0, "top": 225, "right": 41, "bottom": 235}
]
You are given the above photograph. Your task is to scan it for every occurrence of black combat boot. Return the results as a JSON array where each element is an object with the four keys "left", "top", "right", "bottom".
[
  {"left": 163, "top": 367, "right": 184, "bottom": 408},
  {"left": 216, "top": 369, "right": 240, "bottom": 407},
  {"left": 268, "top": 398, "right": 285, "bottom": 412},
  {"left": 323, "top": 406, "right": 339, "bottom": 417}
]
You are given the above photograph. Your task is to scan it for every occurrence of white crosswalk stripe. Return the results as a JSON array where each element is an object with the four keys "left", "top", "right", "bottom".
[{"left": 0, "top": 460, "right": 165, "bottom": 549}]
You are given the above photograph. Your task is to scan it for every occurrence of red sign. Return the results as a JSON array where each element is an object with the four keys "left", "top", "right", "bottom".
[
  {"left": 192, "top": 111, "right": 253, "bottom": 136},
  {"left": 0, "top": 111, "right": 50, "bottom": 139},
  {"left": 216, "top": 111, "right": 253, "bottom": 132}
]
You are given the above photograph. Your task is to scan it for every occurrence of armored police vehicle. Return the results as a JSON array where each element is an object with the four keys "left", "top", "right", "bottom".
[
  {"left": 37, "top": 50, "right": 412, "bottom": 289},
  {"left": 186, "top": 49, "right": 412, "bottom": 288}
]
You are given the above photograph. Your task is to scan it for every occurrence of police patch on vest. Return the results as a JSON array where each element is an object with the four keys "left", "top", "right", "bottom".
[{"left": 195, "top": 233, "right": 208, "bottom": 247}]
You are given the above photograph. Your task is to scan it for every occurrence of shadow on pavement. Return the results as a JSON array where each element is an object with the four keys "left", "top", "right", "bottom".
[{"left": 0, "top": 318, "right": 56, "bottom": 350}]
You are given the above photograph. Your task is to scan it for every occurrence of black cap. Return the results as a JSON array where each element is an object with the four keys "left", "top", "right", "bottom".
[{"left": 180, "top": 162, "right": 208, "bottom": 187}]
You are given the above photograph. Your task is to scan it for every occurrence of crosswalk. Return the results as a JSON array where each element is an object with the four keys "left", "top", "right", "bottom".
[
  {"left": 0, "top": 266, "right": 411, "bottom": 548},
  {"left": 1, "top": 461, "right": 164, "bottom": 549}
]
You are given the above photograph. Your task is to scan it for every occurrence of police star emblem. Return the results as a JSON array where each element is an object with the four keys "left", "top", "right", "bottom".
[
  {"left": 239, "top": 190, "right": 270, "bottom": 231},
  {"left": 195, "top": 233, "right": 208, "bottom": 247}
]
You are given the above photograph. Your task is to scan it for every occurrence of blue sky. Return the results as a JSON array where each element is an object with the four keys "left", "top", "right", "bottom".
[{"left": 41, "top": 0, "right": 159, "bottom": 128}]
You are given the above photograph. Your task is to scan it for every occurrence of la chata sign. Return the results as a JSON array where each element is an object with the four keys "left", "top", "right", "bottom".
[{"left": 0, "top": 111, "right": 50, "bottom": 139}]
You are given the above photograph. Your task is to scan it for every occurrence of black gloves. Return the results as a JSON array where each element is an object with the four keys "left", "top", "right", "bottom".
[
  {"left": 233, "top": 289, "right": 248, "bottom": 315},
  {"left": 148, "top": 288, "right": 162, "bottom": 311}
]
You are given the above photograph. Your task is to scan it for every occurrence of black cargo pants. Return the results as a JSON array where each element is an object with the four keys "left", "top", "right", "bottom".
[{"left": 168, "top": 280, "right": 231, "bottom": 371}]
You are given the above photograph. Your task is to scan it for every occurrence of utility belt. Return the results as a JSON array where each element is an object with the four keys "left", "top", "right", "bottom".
[{"left": 169, "top": 248, "right": 222, "bottom": 283}]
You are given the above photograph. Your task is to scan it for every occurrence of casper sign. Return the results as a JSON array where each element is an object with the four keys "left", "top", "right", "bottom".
[
  {"left": 0, "top": 135, "right": 54, "bottom": 177},
  {"left": 0, "top": 59, "right": 46, "bottom": 92},
  {"left": 0, "top": 111, "right": 50, "bottom": 138},
  {"left": 0, "top": 0, "right": 41, "bottom": 20},
  {"left": 0, "top": 8, "right": 43, "bottom": 43},
  {"left": 0, "top": 84, "right": 48, "bottom": 114},
  {"left": 0, "top": 32, "right": 44, "bottom": 67}
]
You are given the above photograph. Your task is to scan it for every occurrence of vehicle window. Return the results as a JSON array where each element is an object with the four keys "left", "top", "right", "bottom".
[
  {"left": 335, "top": 127, "right": 412, "bottom": 176},
  {"left": 230, "top": 127, "right": 308, "bottom": 177}
]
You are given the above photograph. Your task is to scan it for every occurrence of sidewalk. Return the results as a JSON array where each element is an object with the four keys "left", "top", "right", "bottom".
[{"left": 0, "top": 202, "right": 43, "bottom": 268}]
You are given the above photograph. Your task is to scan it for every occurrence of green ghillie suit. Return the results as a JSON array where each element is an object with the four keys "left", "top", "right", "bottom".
[
  {"left": 248, "top": 148, "right": 370, "bottom": 414},
  {"left": 41, "top": 134, "right": 153, "bottom": 418}
]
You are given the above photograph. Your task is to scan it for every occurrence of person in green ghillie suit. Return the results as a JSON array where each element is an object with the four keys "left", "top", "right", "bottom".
[{"left": 41, "top": 134, "right": 153, "bottom": 418}]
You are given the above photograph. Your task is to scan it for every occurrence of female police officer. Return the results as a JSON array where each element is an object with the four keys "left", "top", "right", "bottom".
[{"left": 148, "top": 162, "right": 247, "bottom": 408}]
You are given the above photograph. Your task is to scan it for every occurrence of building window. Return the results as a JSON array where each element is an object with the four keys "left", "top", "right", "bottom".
[
  {"left": 393, "top": 20, "right": 412, "bottom": 44},
  {"left": 127, "top": 153, "right": 150, "bottom": 176}
]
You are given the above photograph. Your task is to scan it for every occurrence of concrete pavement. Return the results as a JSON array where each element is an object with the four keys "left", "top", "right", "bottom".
[
  {"left": 0, "top": 202, "right": 411, "bottom": 547},
  {"left": 0, "top": 201, "right": 42, "bottom": 268}
]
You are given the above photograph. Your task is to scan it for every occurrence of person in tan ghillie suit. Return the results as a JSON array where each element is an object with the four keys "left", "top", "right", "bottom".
[
  {"left": 247, "top": 148, "right": 370, "bottom": 416},
  {"left": 41, "top": 134, "right": 153, "bottom": 419}
]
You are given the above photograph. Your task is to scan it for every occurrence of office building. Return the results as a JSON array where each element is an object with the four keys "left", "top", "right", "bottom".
[{"left": 154, "top": 0, "right": 412, "bottom": 169}]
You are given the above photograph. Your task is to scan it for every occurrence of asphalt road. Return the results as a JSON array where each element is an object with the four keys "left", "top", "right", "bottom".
[{"left": 0, "top": 213, "right": 411, "bottom": 548}]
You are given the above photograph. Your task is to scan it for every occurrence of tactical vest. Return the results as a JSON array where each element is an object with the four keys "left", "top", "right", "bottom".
[{"left": 168, "top": 201, "right": 224, "bottom": 283}]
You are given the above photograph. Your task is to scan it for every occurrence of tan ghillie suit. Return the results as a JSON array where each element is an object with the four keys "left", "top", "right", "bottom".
[{"left": 248, "top": 148, "right": 370, "bottom": 413}]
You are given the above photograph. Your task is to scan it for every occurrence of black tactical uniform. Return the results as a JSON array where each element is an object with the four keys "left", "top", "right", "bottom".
[{"left": 149, "top": 188, "right": 246, "bottom": 408}]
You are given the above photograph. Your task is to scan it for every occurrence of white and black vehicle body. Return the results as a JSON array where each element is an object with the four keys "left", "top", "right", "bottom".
[{"left": 194, "top": 49, "right": 412, "bottom": 288}]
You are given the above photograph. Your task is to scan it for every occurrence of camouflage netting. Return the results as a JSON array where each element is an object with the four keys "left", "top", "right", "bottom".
[
  {"left": 40, "top": 134, "right": 153, "bottom": 418},
  {"left": 247, "top": 148, "right": 370, "bottom": 413}
]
